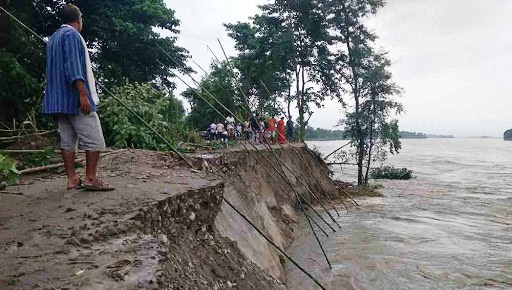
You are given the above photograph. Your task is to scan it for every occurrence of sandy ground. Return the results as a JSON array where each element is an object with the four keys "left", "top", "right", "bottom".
[{"left": 0, "top": 150, "right": 217, "bottom": 289}]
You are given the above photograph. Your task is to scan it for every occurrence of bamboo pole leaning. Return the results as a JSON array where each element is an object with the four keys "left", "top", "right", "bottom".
[
  {"left": 223, "top": 198, "right": 328, "bottom": 290},
  {"left": 156, "top": 49, "right": 337, "bottom": 271},
  {"left": 155, "top": 52, "right": 339, "bottom": 226},
  {"left": 169, "top": 65, "right": 335, "bottom": 275},
  {"left": 165, "top": 66, "right": 336, "bottom": 233}
]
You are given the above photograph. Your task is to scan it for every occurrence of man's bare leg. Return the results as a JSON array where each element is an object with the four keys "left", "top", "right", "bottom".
[
  {"left": 63, "top": 150, "right": 80, "bottom": 189},
  {"left": 84, "top": 151, "right": 100, "bottom": 185}
]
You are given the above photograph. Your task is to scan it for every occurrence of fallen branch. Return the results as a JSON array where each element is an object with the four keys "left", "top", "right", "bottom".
[
  {"left": 20, "top": 149, "right": 127, "bottom": 175},
  {"left": 0, "top": 191, "right": 24, "bottom": 196},
  {"left": 0, "top": 130, "right": 56, "bottom": 141},
  {"left": 326, "top": 162, "right": 358, "bottom": 166},
  {"left": 20, "top": 159, "right": 84, "bottom": 175},
  {"left": 323, "top": 141, "right": 353, "bottom": 160}
]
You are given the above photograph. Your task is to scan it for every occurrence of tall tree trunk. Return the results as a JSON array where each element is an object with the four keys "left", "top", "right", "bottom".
[
  {"left": 364, "top": 110, "right": 375, "bottom": 183},
  {"left": 295, "top": 65, "right": 304, "bottom": 141},
  {"left": 287, "top": 80, "right": 292, "bottom": 118},
  {"left": 341, "top": 0, "right": 364, "bottom": 185},
  {"left": 300, "top": 63, "right": 307, "bottom": 142}
]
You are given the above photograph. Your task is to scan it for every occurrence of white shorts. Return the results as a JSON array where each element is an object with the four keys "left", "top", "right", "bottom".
[{"left": 57, "top": 111, "right": 106, "bottom": 151}]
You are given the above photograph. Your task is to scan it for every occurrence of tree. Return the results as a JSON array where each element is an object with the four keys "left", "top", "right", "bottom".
[
  {"left": 225, "top": 17, "right": 290, "bottom": 114},
  {"left": 504, "top": 129, "right": 512, "bottom": 141},
  {"left": 183, "top": 61, "right": 244, "bottom": 130},
  {"left": 0, "top": 0, "right": 46, "bottom": 124},
  {"left": 304, "top": 126, "right": 346, "bottom": 140},
  {"left": 226, "top": 0, "right": 335, "bottom": 141},
  {"left": 327, "top": 0, "right": 403, "bottom": 185}
]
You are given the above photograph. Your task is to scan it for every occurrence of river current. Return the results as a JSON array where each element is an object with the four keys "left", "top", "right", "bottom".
[{"left": 286, "top": 138, "right": 512, "bottom": 290}]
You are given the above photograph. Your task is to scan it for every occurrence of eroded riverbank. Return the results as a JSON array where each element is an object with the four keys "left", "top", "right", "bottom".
[{"left": 1, "top": 144, "right": 350, "bottom": 289}]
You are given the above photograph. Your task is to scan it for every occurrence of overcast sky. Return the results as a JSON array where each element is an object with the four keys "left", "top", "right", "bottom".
[{"left": 166, "top": 0, "right": 512, "bottom": 137}]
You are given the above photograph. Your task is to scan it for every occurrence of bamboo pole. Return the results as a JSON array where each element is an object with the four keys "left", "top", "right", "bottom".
[
  {"left": 223, "top": 198, "right": 328, "bottom": 290},
  {"left": 323, "top": 141, "right": 353, "bottom": 161}
]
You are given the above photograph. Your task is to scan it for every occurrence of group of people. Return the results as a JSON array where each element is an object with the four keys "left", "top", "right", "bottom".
[
  {"left": 207, "top": 114, "right": 294, "bottom": 145},
  {"left": 207, "top": 115, "right": 239, "bottom": 142},
  {"left": 243, "top": 114, "right": 295, "bottom": 145}
]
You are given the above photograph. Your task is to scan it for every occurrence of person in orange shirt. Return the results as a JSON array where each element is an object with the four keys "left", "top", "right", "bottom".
[
  {"left": 277, "top": 116, "right": 286, "bottom": 144},
  {"left": 267, "top": 115, "right": 277, "bottom": 145}
]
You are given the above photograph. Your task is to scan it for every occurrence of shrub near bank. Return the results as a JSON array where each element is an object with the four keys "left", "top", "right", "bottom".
[
  {"left": 370, "top": 166, "right": 413, "bottom": 180},
  {"left": 504, "top": 129, "right": 512, "bottom": 141},
  {"left": 0, "top": 154, "right": 20, "bottom": 186},
  {"left": 100, "top": 83, "right": 201, "bottom": 151}
]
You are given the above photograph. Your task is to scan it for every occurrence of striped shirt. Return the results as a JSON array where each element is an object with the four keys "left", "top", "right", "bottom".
[{"left": 43, "top": 26, "right": 96, "bottom": 115}]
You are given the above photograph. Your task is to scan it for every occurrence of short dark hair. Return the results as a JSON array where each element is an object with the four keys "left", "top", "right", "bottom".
[{"left": 61, "top": 4, "right": 81, "bottom": 24}]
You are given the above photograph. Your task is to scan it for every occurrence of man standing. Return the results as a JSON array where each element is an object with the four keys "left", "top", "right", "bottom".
[
  {"left": 225, "top": 115, "right": 235, "bottom": 140},
  {"left": 250, "top": 113, "right": 260, "bottom": 144},
  {"left": 286, "top": 116, "right": 294, "bottom": 141},
  {"left": 43, "top": 4, "right": 113, "bottom": 191}
]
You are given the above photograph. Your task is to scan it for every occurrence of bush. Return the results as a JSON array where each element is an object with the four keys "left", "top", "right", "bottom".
[
  {"left": 0, "top": 154, "right": 20, "bottom": 185},
  {"left": 370, "top": 166, "right": 413, "bottom": 180},
  {"left": 504, "top": 129, "right": 512, "bottom": 141},
  {"left": 100, "top": 83, "right": 198, "bottom": 151}
]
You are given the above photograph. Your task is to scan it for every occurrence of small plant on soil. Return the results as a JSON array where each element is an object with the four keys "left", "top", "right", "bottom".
[
  {"left": 0, "top": 154, "right": 20, "bottom": 185},
  {"left": 370, "top": 166, "right": 413, "bottom": 180}
]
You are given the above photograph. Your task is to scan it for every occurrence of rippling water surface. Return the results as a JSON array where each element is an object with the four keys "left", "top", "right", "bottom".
[{"left": 287, "top": 139, "right": 512, "bottom": 290}]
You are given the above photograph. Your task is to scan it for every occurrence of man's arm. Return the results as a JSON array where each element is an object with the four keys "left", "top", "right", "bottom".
[{"left": 74, "top": 80, "right": 90, "bottom": 114}]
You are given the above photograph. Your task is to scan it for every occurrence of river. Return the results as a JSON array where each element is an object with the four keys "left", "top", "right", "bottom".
[{"left": 286, "top": 138, "right": 512, "bottom": 290}]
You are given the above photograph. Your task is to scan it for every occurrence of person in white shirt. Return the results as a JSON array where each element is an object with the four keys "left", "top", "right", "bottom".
[
  {"left": 235, "top": 123, "right": 242, "bottom": 139},
  {"left": 216, "top": 122, "right": 227, "bottom": 141},
  {"left": 226, "top": 115, "right": 235, "bottom": 139}
]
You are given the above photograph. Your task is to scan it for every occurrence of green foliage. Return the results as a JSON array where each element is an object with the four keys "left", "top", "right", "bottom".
[
  {"left": 504, "top": 129, "right": 512, "bottom": 141},
  {"left": 304, "top": 126, "right": 346, "bottom": 140},
  {"left": 0, "top": 154, "right": 21, "bottom": 185},
  {"left": 400, "top": 131, "right": 427, "bottom": 139},
  {"left": 1, "top": 0, "right": 189, "bottom": 124},
  {"left": 370, "top": 166, "right": 413, "bottom": 180},
  {"left": 100, "top": 82, "right": 191, "bottom": 150},
  {"left": 18, "top": 147, "right": 56, "bottom": 170}
]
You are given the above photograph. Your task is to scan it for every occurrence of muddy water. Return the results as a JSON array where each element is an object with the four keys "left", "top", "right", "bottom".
[{"left": 287, "top": 139, "right": 512, "bottom": 290}]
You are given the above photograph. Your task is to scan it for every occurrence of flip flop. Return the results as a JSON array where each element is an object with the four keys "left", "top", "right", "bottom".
[
  {"left": 67, "top": 179, "right": 84, "bottom": 190},
  {"left": 83, "top": 179, "right": 115, "bottom": 192}
]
